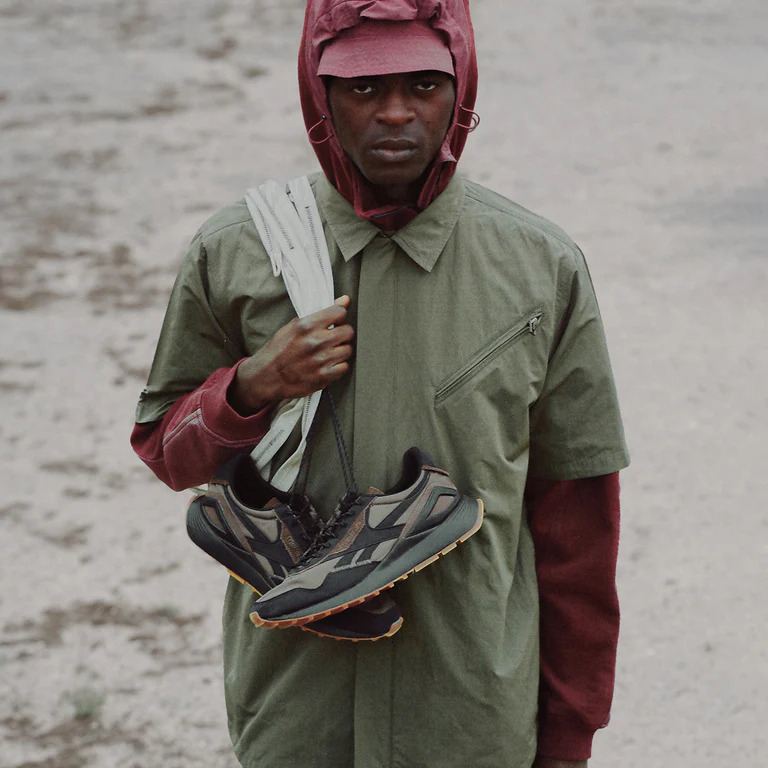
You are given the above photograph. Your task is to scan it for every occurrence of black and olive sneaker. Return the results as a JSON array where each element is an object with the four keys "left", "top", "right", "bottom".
[
  {"left": 186, "top": 453, "right": 403, "bottom": 641},
  {"left": 249, "top": 447, "right": 484, "bottom": 629}
]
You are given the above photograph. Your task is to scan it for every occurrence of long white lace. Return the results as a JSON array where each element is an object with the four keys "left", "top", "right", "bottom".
[{"left": 243, "top": 176, "right": 334, "bottom": 491}]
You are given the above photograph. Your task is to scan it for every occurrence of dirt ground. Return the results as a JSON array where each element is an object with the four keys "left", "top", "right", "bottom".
[{"left": 1, "top": 1, "right": 766, "bottom": 766}]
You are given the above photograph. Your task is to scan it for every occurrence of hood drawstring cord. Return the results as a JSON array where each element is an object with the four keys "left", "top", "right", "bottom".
[
  {"left": 456, "top": 104, "right": 480, "bottom": 132},
  {"left": 308, "top": 115, "right": 334, "bottom": 145}
]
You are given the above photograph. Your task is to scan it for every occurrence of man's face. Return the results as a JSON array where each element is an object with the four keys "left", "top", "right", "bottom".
[{"left": 327, "top": 71, "right": 456, "bottom": 204}]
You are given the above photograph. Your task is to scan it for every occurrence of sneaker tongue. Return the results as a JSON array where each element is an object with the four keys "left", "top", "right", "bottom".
[{"left": 367, "top": 487, "right": 384, "bottom": 496}]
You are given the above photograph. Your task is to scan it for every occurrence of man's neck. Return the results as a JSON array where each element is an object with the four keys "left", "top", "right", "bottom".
[{"left": 374, "top": 183, "right": 416, "bottom": 207}]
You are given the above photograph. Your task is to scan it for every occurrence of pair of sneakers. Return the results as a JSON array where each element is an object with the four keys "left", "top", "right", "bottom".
[{"left": 187, "top": 448, "right": 483, "bottom": 640}]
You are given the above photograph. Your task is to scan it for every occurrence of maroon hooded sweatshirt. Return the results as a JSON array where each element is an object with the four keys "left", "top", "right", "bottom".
[
  {"left": 131, "top": 0, "right": 621, "bottom": 760},
  {"left": 298, "top": 0, "right": 478, "bottom": 229}
]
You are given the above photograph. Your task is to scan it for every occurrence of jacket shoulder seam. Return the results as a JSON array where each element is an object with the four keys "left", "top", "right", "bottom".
[
  {"left": 463, "top": 184, "right": 577, "bottom": 252},
  {"left": 192, "top": 198, "right": 252, "bottom": 242},
  {"left": 200, "top": 211, "right": 252, "bottom": 241}
]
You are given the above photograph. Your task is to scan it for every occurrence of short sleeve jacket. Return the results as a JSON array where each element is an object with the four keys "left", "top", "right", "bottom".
[{"left": 137, "top": 174, "right": 630, "bottom": 768}]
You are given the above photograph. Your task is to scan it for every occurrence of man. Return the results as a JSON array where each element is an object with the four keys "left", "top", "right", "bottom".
[{"left": 132, "top": 1, "right": 629, "bottom": 766}]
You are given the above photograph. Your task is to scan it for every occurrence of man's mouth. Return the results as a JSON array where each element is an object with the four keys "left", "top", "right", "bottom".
[{"left": 369, "top": 139, "right": 418, "bottom": 162}]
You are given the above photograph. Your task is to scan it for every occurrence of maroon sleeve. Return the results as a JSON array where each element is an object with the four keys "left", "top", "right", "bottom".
[
  {"left": 130, "top": 361, "right": 274, "bottom": 492},
  {"left": 525, "top": 472, "right": 621, "bottom": 762}
]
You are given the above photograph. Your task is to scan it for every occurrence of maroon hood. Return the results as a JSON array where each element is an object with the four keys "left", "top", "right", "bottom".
[{"left": 299, "top": 0, "right": 478, "bottom": 229}]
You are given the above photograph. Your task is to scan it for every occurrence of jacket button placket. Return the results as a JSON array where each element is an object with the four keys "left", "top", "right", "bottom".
[{"left": 351, "top": 235, "right": 398, "bottom": 768}]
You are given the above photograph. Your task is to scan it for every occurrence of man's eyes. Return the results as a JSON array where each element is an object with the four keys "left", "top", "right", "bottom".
[{"left": 346, "top": 78, "right": 444, "bottom": 95}]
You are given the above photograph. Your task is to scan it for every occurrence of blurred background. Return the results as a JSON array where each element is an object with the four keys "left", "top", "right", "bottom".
[{"left": 1, "top": 1, "right": 766, "bottom": 766}]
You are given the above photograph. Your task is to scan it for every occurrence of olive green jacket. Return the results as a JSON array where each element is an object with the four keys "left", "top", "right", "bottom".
[{"left": 137, "top": 173, "right": 629, "bottom": 768}]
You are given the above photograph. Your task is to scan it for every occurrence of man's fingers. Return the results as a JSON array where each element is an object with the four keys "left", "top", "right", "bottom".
[
  {"left": 262, "top": 302, "right": 354, "bottom": 398},
  {"left": 307, "top": 343, "right": 353, "bottom": 373},
  {"left": 326, "top": 324, "right": 354, "bottom": 345},
  {"left": 323, "top": 361, "right": 350, "bottom": 382},
  {"left": 324, "top": 343, "right": 353, "bottom": 366},
  {"left": 334, "top": 294, "right": 350, "bottom": 308},
  {"left": 297, "top": 323, "right": 353, "bottom": 355},
  {"left": 299, "top": 302, "right": 348, "bottom": 331}
]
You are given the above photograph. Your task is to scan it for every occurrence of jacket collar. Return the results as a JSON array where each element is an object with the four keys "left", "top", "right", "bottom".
[{"left": 314, "top": 173, "right": 465, "bottom": 273}]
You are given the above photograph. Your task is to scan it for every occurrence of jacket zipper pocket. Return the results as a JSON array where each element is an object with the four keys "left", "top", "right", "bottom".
[{"left": 434, "top": 309, "right": 543, "bottom": 407}]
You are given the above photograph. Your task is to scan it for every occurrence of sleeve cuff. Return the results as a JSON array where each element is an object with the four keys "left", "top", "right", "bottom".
[
  {"left": 199, "top": 360, "right": 274, "bottom": 445},
  {"left": 537, "top": 719, "right": 597, "bottom": 762}
]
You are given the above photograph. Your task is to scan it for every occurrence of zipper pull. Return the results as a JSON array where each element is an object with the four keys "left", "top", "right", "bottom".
[{"left": 528, "top": 315, "right": 541, "bottom": 335}]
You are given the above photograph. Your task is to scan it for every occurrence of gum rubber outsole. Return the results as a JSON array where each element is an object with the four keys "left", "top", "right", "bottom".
[
  {"left": 249, "top": 498, "right": 484, "bottom": 630},
  {"left": 299, "top": 615, "right": 404, "bottom": 642}
]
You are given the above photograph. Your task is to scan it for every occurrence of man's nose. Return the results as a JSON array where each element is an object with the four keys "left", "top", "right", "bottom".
[{"left": 376, "top": 90, "right": 415, "bottom": 125}]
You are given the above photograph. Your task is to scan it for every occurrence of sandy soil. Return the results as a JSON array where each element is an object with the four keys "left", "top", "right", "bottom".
[{"left": 1, "top": 1, "right": 766, "bottom": 766}]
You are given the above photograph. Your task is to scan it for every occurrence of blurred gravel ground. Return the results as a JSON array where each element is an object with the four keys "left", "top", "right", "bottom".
[{"left": 1, "top": 1, "right": 766, "bottom": 766}]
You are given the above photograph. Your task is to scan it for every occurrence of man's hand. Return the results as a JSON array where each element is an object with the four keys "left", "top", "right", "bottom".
[
  {"left": 231, "top": 295, "right": 354, "bottom": 413},
  {"left": 533, "top": 759, "right": 587, "bottom": 768}
]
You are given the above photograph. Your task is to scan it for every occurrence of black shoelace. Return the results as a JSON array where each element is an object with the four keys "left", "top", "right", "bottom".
[
  {"left": 298, "top": 491, "right": 361, "bottom": 565},
  {"left": 293, "top": 389, "right": 361, "bottom": 566},
  {"left": 295, "top": 388, "right": 359, "bottom": 499}
]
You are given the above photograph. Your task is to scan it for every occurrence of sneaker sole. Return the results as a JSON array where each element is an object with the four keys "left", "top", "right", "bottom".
[
  {"left": 300, "top": 613, "right": 404, "bottom": 642},
  {"left": 222, "top": 542, "right": 403, "bottom": 642},
  {"left": 250, "top": 498, "right": 484, "bottom": 629}
]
